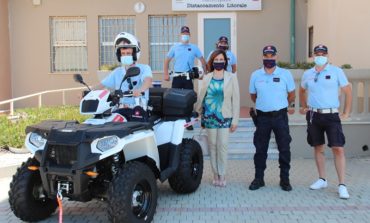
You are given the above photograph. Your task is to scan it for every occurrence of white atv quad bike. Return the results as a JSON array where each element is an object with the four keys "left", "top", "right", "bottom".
[{"left": 8, "top": 67, "right": 204, "bottom": 223}]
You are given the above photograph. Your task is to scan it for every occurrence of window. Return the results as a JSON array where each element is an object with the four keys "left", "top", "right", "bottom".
[
  {"left": 99, "top": 16, "right": 135, "bottom": 69},
  {"left": 149, "top": 15, "right": 186, "bottom": 72},
  {"left": 50, "top": 17, "right": 87, "bottom": 73},
  {"left": 308, "top": 26, "right": 314, "bottom": 58}
]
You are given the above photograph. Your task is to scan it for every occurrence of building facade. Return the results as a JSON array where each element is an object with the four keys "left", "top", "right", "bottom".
[
  {"left": 0, "top": 0, "right": 368, "bottom": 109},
  {"left": 0, "top": 0, "right": 11, "bottom": 107}
]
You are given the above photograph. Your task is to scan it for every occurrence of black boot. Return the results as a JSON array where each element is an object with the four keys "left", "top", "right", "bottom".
[
  {"left": 249, "top": 178, "right": 265, "bottom": 190},
  {"left": 280, "top": 178, "right": 292, "bottom": 191}
]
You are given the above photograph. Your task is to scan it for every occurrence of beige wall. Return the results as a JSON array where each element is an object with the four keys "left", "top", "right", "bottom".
[
  {"left": 307, "top": 0, "right": 370, "bottom": 68},
  {"left": 7, "top": 0, "right": 307, "bottom": 108},
  {"left": 238, "top": 0, "right": 307, "bottom": 105},
  {"left": 0, "top": 0, "right": 11, "bottom": 109},
  {"left": 295, "top": 0, "right": 308, "bottom": 63}
]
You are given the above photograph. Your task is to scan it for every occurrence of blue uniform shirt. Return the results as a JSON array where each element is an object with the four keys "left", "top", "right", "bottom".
[
  {"left": 167, "top": 43, "right": 203, "bottom": 72},
  {"left": 101, "top": 64, "right": 152, "bottom": 105},
  {"left": 249, "top": 66, "right": 295, "bottom": 112},
  {"left": 301, "top": 64, "right": 349, "bottom": 109},
  {"left": 207, "top": 50, "right": 237, "bottom": 72}
]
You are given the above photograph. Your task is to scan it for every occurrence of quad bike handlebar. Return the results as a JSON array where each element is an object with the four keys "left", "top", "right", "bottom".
[{"left": 110, "top": 90, "right": 145, "bottom": 107}]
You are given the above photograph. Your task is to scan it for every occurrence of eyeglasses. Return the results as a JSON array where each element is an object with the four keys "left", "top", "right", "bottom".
[{"left": 314, "top": 72, "right": 320, "bottom": 83}]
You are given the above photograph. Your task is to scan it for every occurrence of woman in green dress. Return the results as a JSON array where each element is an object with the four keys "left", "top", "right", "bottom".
[{"left": 196, "top": 49, "right": 240, "bottom": 187}]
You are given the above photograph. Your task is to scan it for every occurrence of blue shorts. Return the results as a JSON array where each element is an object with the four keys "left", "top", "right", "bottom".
[{"left": 306, "top": 112, "right": 345, "bottom": 147}]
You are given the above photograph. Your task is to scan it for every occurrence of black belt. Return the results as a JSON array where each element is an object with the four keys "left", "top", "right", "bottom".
[
  {"left": 257, "top": 108, "right": 287, "bottom": 117},
  {"left": 173, "top": 72, "right": 188, "bottom": 77}
]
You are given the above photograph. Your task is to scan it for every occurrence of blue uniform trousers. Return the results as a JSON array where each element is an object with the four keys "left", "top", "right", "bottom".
[
  {"left": 253, "top": 109, "right": 292, "bottom": 180},
  {"left": 172, "top": 76, "right": 194, "bottom": 89}
]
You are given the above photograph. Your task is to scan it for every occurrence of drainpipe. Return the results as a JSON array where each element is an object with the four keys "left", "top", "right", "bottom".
[{"left": 290, "top": 0, "right": 296, "bottom": 64}]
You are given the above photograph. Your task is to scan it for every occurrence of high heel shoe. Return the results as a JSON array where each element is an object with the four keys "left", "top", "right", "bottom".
[
  {"left": 212, "top": 175, "right": 219, "bottom": 186},
  {"left": 219, "top": 180, "right": 226, "bottom": 187},
  {"left": 212, "top": 179, "right": 219, "bottom": 186},
  {"left": 218, "top": 176, "right": 226, "bottom": 187}
]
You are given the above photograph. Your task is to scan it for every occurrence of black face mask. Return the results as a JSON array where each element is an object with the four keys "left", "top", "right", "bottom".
[
  {"left": 213, "top": 62, "right": 225, "bottom": 71},
  {"left": 217, "top": 45, "right": 228, "bottom": 51},
  {"left": 263, "top": 59, "right": 276, "bottom": 69}
]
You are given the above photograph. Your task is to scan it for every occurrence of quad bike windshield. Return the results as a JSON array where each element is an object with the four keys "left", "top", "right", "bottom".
[{"left": 76, "top": 66, "right": 145, "bottom": 115}]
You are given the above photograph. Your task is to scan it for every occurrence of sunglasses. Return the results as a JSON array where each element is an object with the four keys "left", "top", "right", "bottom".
[{"left": 314, "top": 72, "right": 320, "bottom": 83}]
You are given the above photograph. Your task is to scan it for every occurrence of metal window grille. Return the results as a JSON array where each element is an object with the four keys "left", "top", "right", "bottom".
[
  {"left": 50, "top": 17, "right": 87, "bottom": 73},
  {"left": 99, "top": 16, "right": 135, "bottom": 69},
  {"left": 149, "top": 15, "right": 186, "bottom": 72}
]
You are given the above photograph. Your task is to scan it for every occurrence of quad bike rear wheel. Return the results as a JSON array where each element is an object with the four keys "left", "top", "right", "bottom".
[
  {"left": 107, "top": 161, "right": 158, "bottom": 223},
  {"left": 8, "top": 158, "right": 58, "bottom": 222},
  {"left": 169, "top": 138, "right": 204, "bottom": 194}
]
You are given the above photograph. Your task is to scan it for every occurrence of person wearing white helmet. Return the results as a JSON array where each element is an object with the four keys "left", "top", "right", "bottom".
[{"left": 94, "top": 32, "right": 153, "bottom": 108}]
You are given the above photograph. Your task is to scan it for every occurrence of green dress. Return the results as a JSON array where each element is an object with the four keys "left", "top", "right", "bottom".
[{"left": 202, "top": 78, "right": 232, "bottom": 129}]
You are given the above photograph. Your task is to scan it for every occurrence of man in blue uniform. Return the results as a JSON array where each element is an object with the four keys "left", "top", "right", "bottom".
[
  {"left": 163, "top": 26, "right": 207, "bottom": 89},
  {"left": 93, "top": 32, "right": 152, "bottom": 120},
  {"left": 249, "top": 45, "right": 296, "bottom": 191},
  {"left": 207, "top": 36, "right": 237, "bottom": 73},
  {"left": 299, "top": 44, "right": 352, "bottom": 199}
]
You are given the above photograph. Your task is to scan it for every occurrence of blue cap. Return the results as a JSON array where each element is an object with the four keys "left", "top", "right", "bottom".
[
  {"left": 263, "top": 45, "right": 277, "bottom": 55},
  {"left": 218, "top": 36, "right": 228, "bottom": 43},
  {"left": 314, "top": 44, "right": 328, "bottom": 54},
  {"left": 181, "top": 26, "right": 190, "bottom": 34}
]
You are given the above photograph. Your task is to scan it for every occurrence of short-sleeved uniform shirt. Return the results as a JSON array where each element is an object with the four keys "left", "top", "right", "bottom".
[
  {"left": 301, "top": 64, "right": 349, "bottom": 109},
  {"left": 101, "top": 64, "right": 152, "bottom": 105},
  {"left": 207, "top": 50, "right": 237, "bottom": 73},
  {"left": 167, "top": 43, "right": 203, "bottom": 72},
  {"left": 249, "top": 66, "right": 295, "bottom": 112}
]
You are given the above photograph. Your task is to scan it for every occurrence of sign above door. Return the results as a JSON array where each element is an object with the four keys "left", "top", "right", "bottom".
[{"left": 172, "top": 0, "right": 262, "bottom": 11}]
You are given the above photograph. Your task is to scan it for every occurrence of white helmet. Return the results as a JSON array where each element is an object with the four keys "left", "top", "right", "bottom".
[{"left": 114, "top": 32, "right": 141, "bottom": 62}]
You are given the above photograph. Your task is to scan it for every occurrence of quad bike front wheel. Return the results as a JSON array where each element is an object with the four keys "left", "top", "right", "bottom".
[
  {"left": 169, "top": 138, "right": 204, "bottom": 194},
  {"left": 8, "top": 158, "right": 58, "bottom": 222},
  {"left": 107, "top": 161, "right": 158, "bottom": 223}
]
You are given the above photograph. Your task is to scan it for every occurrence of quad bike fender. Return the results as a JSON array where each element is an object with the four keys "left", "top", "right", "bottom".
[
  {"left": 83, "top": 114, "right": 127, "bottom": 125},
  {"left": 153, "top": 120, "right": 186, "bottom": 146},
  {"left": 91, "top": 130, "right": 160, "bottom": 169}
]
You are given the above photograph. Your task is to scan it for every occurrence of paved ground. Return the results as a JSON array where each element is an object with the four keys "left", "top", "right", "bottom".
[{"left": 0, "top": 152, "right": 370, "bottom": 223}]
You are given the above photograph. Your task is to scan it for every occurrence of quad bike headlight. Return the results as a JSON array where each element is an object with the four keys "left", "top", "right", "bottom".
[
  {"left": 96, "top": 136, "right": 119, "bottom": 152},
  {"left": 29, "top": 132, "right": 47, "bottom": 148}
]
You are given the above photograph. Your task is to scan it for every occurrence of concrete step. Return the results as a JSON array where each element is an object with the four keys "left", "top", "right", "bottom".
[{"left": 185, "top": 119, "right": 279, "bottom": 159}]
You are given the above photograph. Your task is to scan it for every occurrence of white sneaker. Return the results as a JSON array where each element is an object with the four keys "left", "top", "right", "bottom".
[
  {"left": 310, "top": 178, "right": 328, "bottom": 190},
  {"left": 338, "top": 185, "right": 350, "bottom": 199}
]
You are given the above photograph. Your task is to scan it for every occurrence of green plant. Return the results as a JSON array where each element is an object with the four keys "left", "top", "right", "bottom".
[
  {"left": 277, "top": 61, "right": 315, "bottom": 70},
  {"left": 0, "top": 106, "right": 90, "bottom": 149},
  {"left": 100, "top": 64, "right": 120, "bottom": 71},
  {"left": 341, "top": 64, "right": 352, "bottom": 69}
]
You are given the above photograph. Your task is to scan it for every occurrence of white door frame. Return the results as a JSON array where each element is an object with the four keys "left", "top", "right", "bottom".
[{"left": 197, "top": 13, "right": 237, "bottom": 60}]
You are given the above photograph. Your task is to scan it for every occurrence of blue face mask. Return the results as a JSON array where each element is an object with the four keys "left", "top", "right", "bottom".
[
  {"left": 314, "top": 56, "right": 328, "bottom": 66},
  {"left": 181, "top": 35, "right": 190, "bottom": 42},
  {"left": 213, "top": 62, "right": 225, "bottom": 71},
  {"left": 263, "top": 59, "right": 276, "bottom": 69},
  {"left": 120, "top": 55, "right": 134, "bottom": 66}
]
